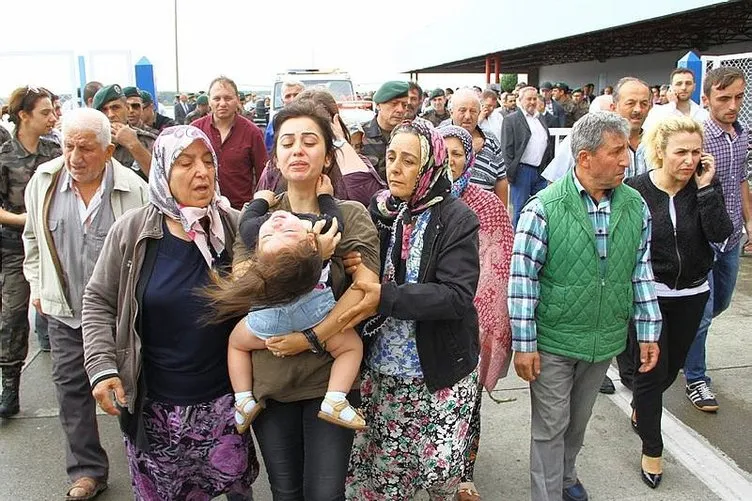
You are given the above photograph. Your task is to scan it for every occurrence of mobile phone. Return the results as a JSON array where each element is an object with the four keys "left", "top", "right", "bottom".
[{"left": 696, "top": 157, "right": 705, "bottom": 175}]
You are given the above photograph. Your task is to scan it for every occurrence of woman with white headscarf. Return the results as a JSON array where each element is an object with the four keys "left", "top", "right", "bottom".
[{"left": 82, "top": 125, "right": 258, "bottom": 500}]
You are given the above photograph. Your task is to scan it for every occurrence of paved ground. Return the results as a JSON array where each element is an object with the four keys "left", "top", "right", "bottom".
[{"left": 3, "top": 260, "right": 752, "bottom": 500}]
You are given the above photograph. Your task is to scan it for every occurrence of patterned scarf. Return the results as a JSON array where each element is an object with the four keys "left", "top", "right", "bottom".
[
  {"left": 369, "top": 120, "right": 451, "bottom": 282},
  {"left": 438, "top": 125, "right": 475, "bottom": 197},
  {"left": 148, "top": 125, "right": 232, "bottom": 267}
]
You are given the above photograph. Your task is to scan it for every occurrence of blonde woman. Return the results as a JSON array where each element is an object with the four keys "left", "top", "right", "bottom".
[{"left": 625, "top": 116, "right": 732, "bottom": 488}]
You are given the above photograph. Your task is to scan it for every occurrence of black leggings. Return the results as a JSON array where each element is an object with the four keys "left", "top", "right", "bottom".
[
  {"left": 633, "top": 292, "right": 709, "bottom": 457},
  {"left": 252, "top": 392, "right": 359, "bottom": 501}
]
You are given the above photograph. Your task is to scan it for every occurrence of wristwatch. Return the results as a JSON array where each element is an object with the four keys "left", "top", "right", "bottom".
[{"left": 333, "top": 138, "right": 346, "bottom": 149}]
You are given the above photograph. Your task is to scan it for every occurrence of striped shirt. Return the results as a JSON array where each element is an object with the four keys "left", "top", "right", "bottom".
[
  {"left": 703, "top": 118, "right": 750, "bottom": 250},
  {"left": 440, "top": 120, "right": 507, "bottom": 190},
  {"left": 508, "top": 170, "right": 662, "bottom": 353}
]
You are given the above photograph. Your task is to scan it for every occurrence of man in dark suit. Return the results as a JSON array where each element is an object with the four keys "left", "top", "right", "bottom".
[
  {"left": 174, "top": 94, "right": 190, "bottom": 124},
  {"left": 501, "top": 86, "right": 554, "bottom": 227}
]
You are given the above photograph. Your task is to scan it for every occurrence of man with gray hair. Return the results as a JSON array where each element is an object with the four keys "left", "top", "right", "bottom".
[
  {"left": 442, "top": 87, "right": 508, "bottom": 202},
  {"left": 501, "top": 86, "right": 554, "bottom": 226},
  {"left": 509, "top": 111, "right": 661, "bottom": 501},
  {"left": 22, "top": 108, "right": 149, "bottom": 501}
]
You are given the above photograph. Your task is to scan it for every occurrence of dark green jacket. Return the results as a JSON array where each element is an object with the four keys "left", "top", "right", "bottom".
[{"left": 536, "top": 174, "right": 643, "bottom": 362}]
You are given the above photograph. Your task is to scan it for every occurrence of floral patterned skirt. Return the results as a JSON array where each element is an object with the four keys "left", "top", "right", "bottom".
[
  {"left": 346, "top": 368, "right": 478, "bottom": 500},
  {"left": 123, "top": 393, "right": 259, "bottom": 501}
]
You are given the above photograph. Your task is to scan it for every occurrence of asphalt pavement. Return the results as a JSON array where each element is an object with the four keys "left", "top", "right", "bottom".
[{"left": 2, "top": 259, "right": 752, "bottom": 501}]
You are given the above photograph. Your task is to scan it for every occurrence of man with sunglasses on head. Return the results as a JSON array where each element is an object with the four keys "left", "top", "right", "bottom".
[{"left": 91, "top": 85, "right": 156, "bottom": 181}]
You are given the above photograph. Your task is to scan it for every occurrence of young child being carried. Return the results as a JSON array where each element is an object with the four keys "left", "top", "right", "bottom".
[{"left": 212, "top": 175, "right": 366, "bottom": 434}]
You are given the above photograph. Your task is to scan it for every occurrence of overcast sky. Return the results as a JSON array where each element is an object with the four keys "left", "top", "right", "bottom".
[
  {"left": 1, "top": 0, "right": 724, "bottom": 98},
  {"left": 0, "top": 0, "right": 475, "bottom": 97}
]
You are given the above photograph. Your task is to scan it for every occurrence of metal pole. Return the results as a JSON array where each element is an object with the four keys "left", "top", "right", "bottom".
[{"left": 174, "top": 0, "right": 180, "bottom": 93}]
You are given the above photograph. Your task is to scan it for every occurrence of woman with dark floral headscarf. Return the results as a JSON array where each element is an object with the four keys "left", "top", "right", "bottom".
[
  {"left": 343, "top": 120, "right": 481, "bottom": 500},
  {"left": 82, "top": 125, "right": 258, "bottom": 501},
  {"left": 439, "top": 124, "right": 514, "bottom": 501}
]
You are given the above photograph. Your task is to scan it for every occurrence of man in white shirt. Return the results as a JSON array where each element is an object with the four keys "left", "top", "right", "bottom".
[
  {"left": 501, "top": 87, "right": 553, "bottom": 226},
  {"left": 642, "top": 68, "right": 708, "bottom": 132},
  {"left": 478, "top": 89, "right": 504, "bottom": 142}
]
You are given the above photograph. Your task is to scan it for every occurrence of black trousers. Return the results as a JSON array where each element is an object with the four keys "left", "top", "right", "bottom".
[
  {"left": 252, "top": 392, "right": 359, "bottom": 501},
  {"left": 633, "top": 292, "right": 710, "bottom": 457}
]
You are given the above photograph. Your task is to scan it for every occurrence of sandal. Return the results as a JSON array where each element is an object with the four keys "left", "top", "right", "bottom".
[
  {"left": 66, "top": 476, "right": 107, "bottom": 501},
  {"left": 317, "top": 398, "right": 367, "bottom": 430},
  {"left": 457, "top": 481, "right": 481, "bottom": 501},
  {"left": 235, "top": 396, "right": 263, "bottom": 434}
]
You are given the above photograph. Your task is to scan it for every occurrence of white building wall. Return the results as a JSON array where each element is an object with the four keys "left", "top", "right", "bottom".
[{"left": 539, "top": 42, "right": 752, "bottom": 91}]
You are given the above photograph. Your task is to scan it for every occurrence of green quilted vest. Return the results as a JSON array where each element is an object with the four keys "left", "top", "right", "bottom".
[{"left": 535, "top": 173, "right": 644, "bottom": 362}]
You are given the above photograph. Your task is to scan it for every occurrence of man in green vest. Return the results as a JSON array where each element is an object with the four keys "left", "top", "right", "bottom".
[{"left": 508, "top": 111, "right": 662, "bottom": 501}]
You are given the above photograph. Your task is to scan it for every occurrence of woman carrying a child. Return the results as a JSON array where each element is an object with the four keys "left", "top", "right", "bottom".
[
  {"left": 228, "top": 100, "right": 381, "bottom": 500},
  {"left": 343, "top": 120, "right": 482, "bottom": 500},
  {"left": 81, "top": 125, "right": 258, "bottom": 500}
]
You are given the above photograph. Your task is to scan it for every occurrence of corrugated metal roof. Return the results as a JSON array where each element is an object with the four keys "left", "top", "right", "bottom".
[{"left": 402, "top": 0, "right": 730, "bottom": 72}]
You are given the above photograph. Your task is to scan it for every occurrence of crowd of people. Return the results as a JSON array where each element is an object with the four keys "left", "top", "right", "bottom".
[{"left": 0, "top": 63, "right": 749, "bottom": 501}]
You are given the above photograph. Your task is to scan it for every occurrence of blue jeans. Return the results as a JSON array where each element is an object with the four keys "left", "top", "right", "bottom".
[
  {"left": 684, "top": 243, "right": 741, "bottom": 384},
  {"left": 246, "top": 287, "right": 335, "bottom": 339},
  {"left": 511, "top": 164, "right": 548, "bottom": 228}
]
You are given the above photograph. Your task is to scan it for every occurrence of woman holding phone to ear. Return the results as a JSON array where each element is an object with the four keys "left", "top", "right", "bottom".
[{"left": 625, "top": 116, "right": 732, "bottom": 489}]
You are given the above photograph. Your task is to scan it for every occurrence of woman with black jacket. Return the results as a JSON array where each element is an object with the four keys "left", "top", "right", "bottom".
[
  {"left": 342, "top": 120, "right": 481, "bottom": 499},
  {"left": 626, "top": 116, "right": 732, "bottom": 489}
]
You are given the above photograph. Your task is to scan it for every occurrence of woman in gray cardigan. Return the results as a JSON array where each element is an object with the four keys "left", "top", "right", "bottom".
[{"left": 81, "top": 125, "right": 258, "bottom": 501}]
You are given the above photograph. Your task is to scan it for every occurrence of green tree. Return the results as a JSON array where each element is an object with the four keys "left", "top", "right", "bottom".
[{"left": 500, "top": 74, "right": 518, "bottom": 93}]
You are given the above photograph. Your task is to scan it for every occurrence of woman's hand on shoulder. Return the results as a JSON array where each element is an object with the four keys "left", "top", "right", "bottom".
[{"left": 342, "top": 251, "right": 362, "bottom": 275}]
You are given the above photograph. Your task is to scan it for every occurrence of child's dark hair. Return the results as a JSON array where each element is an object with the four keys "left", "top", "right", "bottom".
[{"left": 203, "top": 238, "right": 323, "bottom": 323}]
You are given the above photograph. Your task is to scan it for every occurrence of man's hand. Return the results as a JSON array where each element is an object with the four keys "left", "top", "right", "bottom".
[
  {"left": 266, "top": 333, "right": 310, "bottom": 357},
  {"left": 313, "top": 217, "right": 340, "bottom": 260},
  {"left": 31, "top": 298, "right": 44, "bottom": 316},
  {"left": 513, "top": 351, "right": 541, "bottom": 382},
  {"left": 637, "top": 342, "right": 660, "bottom": 373},
  {"left": 316, "top": 174, "right": 334, "bottom": 196},
  {"left": 338, "top": 281, "right": 381, "bottom": 329},
  {"left": 342, "top": 251, "right": 362, "bottom": 275},
  {"left": 110, "top": 122, "right": 139, "bottom": 149},
  {"left": 254, "top": 190, "right": 277, "bottom": 205},
  {"left": 92, "top": 377, "right": 127, "bottom": 416},
  {"left": 745, "top": 220, "right": 752, "bottom": 254}
]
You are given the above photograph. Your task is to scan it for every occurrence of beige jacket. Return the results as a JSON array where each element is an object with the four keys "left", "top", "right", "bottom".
[
  {"left": 81, "top": 204, "right": 240, "bottom": 413},
  {"left": 22, "top": 156, "right": 149, "bottom": 318}
]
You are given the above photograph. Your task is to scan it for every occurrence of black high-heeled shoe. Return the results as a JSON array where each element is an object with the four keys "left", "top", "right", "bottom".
[{"left": 641, "top": 455, "right": 663, "bottom": 489}]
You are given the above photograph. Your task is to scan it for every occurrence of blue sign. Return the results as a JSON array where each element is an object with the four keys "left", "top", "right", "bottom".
[
  {"left": 135, "top": 56, "right": 157, "bottom": 106},
  {"left": 677, "top": 51, "right": 702, "bottom": 104}
]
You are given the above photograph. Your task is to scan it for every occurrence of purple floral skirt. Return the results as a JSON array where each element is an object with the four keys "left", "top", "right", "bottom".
[{"left": 123, "top": 393, "right": 259, "bottom": 501}]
